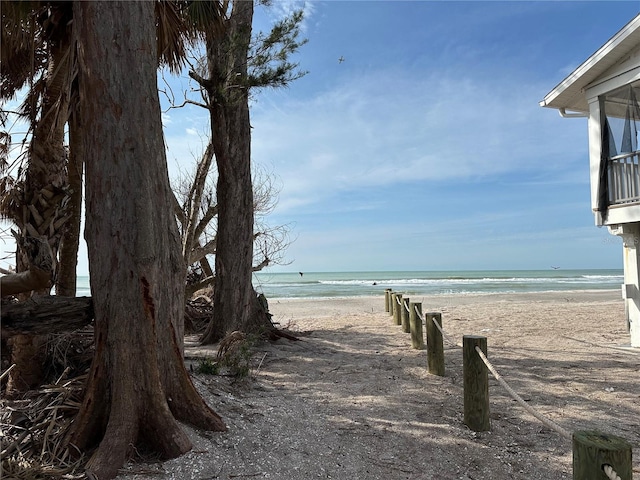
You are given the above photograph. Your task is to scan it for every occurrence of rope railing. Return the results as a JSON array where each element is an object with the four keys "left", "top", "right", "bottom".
[
  {"left": 473, "top": 345, "right": 572, "bottom": 440},
  {"left": 410, "top": 295, "right": 600, "bottom": 439},
  {"left": 604, "top": 464, "right": 623, "bottom": 480},
  {"left": 395, "top": 295, "right": 412, "bottom": 314},
  {"left": 0, "top": 364, "right": 16, "bottom": 382},
  {"left": 430, "top": 315, "right": 591, "bottom": 442},
  {"left": 383, "top": 289, "right": 634, "bottom": 479},
  {"left": 430, "top": 313, "right": 462, "bottom": 349}
]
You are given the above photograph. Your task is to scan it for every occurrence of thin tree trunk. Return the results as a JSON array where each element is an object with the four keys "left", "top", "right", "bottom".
[
  {"left": 69, "top": 3, "right": 224, "bottom": 479},
  {"left": 56, "top": 109, "right": 83, "bottom": 296}
]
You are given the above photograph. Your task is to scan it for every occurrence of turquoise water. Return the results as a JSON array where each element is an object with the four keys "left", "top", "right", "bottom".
[
  {"left": 252, "top": 269, "right": 624, "bottom": 299},
  {"left": 76, "top": 269, "right": 624, "bottom": 299}
]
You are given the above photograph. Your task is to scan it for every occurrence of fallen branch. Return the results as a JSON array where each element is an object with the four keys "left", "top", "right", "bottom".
[
  {"left": 1, "top": 267, "right": 51, "bottom": 297},
  {"left": 1, "top": 234, "right": 54, "bottom": 297},
  {"left": 1, "top": 296, "right": 93, "bottom": 338}
]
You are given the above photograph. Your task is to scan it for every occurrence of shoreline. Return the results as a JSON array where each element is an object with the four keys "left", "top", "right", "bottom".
[
  {"left": 267, "top": 289, "right": 623, "bottom": 319},
  {"left": 266, "top": 288, "right": 621, "bottom": 301}
]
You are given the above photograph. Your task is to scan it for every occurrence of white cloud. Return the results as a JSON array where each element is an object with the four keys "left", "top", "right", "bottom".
[
  {"left": 265, "top": 0, "right": 316, "bottom": 31},
  {"left": 251, "top": 66, "right": 586, "bottom": 215}
]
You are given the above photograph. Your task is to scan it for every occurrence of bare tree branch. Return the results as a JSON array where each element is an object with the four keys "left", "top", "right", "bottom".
[
  {"left": 193, "top": 203, "right": 218, "bottom": 241},
  {"left": 185, "top": 275, "right": 215, "bottom": 299},
  {"left": 252, "top": 257, "right": 270, "bottom": 272},
  {"left": 189, "top": 237, "right": 216, "bottom": 265},
  {"left": 182, "top": 141, "right": 215, "bottom": 265},
  {"left": 172, "top": 190, "right": 185, "bottom": 226}
]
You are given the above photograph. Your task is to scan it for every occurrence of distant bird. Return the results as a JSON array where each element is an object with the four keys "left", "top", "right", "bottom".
[
  {"left": 299, "top": 272, "right": 304, "bottom": 277},
  {"left": 551, "top": 266, "right": 560, "bottom": 270},
  {"left": 338, "top": 56, "right": 345, "bottom": 63}
]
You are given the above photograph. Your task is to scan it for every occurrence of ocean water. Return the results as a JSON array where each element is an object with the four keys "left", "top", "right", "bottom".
[
  {"left": 252, "top": 269, "right": 624, "bottom": 299},
  {"left": 75, "top": 269, "right": 624, "bottom": 299}
]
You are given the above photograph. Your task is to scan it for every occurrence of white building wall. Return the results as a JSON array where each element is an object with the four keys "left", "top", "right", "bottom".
[{"left": 609, "top": 223, "right": 640, "bottom": 347}]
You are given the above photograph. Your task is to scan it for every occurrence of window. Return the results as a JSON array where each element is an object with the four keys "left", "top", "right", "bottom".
[{"left": 601, "top": 82, "right": 640, "bottom": 156}]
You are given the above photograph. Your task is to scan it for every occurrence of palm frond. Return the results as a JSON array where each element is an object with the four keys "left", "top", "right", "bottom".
[
  {"left": 0, "top": 1, "right": 40, "bottom": 52},
  {"left": 0, "top": 1, "right": 46, "bottom": 101},
  {"left": 186, "top": 0, "right": 227, "bottom": 38},
  {"left": 0, "top": 175, "right": 22, "bottom": 222},
  {"left": 0, "top": 131, "right": 10, "bottom": 171},
  {"left": 0, "top": 45, "right": 47, "bottom": 101},
  {"left": 15, "top": 72, "right": 46, "bottom": 124},
  {"left": 156, "top": 0, "right": 189, "bottom": 73}
]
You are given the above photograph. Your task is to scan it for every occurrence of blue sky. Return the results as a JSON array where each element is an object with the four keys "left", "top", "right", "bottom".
[
  {"left": 3, "top": 1, "right": 639, "bottom": 276},
  {"left": 202, "top": 0, "right": 637, "bottom": 273}
]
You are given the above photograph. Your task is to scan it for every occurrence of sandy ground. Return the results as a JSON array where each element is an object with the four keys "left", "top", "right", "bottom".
[{"left": 116, "top": 290, "right": 640, "bottom": 480}]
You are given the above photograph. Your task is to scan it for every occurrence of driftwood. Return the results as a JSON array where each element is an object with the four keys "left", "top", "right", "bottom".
[
  {"left": 0, "top": 267, "right": 51, "bottom": 297},
  {"left": 1, "top": 234, "right": 54, "bottom": 297},
  {"left": 1, "top": 296, "right": 93, "bottom": 338}
]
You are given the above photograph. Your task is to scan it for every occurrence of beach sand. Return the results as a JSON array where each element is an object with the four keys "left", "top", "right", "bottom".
[{"left": 117, "top": 290, "right": 640, "bottom": 479}]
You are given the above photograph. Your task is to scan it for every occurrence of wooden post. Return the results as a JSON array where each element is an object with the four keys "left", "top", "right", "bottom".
[
  {"left": 385, "top": 289, "right": 392, "bottom": 313},
  {"left": 409, "top": 302, "right": 424, "bottom": 349},
  {"left": 401, "top": 297, "right": 410, "bottom": 333},
  {"left": 389, "top": 292, "right": 396, "bottom": 317},
  {"left": 573, "top": 430, "right": 632, "bottom": 480},
  {"left": 463, "top": 335, "right": 490, "bottom": 432},
  {"left": 426, "top": 312, "right": 445, "bottom": 376},
  {"left": 392, "top": 293, "right": 402, "bottom": 325}
]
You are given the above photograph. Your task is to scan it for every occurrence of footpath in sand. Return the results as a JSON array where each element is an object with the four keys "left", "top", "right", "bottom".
[{"left": 117, "top": 291, "right": 640, "bottom": 480}]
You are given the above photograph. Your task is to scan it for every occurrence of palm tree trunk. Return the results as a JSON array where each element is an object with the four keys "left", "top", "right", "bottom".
[{"left": 7, "top": 35, "right": 73, "bottom": 395}]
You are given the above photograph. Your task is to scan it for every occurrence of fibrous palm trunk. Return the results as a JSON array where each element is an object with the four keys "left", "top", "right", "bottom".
[{"left": 6, "top": 34, "right": 73, "bottom": 394}]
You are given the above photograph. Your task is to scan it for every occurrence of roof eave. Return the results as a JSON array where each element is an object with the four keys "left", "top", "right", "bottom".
[{"left": 541, "top": 13, "right": 640, "bottom": 112}]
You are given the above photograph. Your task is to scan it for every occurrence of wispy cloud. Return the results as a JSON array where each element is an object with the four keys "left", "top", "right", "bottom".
[
  {"left": 252, "top": 65, "right": 585, "bottom": 215},
  {"left": 263, "top": 0, "right": 316, "bottom": 31}
]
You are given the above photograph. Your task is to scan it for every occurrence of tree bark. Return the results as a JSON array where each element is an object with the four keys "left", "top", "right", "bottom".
[
  {"left": 56, "top": 109, "right": 83, "bottom": 297},
  {"left": 200, "top": 0, "right": 265, "bottom": 344},
  {"left": 69, "top": 3, "right": 225, "bottom": 479},
  {"left": 5, "top": 334, "right": 45, "bottom": 393}
]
